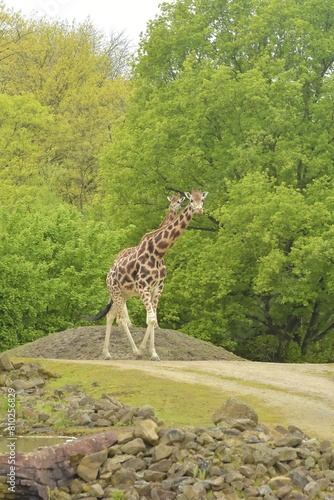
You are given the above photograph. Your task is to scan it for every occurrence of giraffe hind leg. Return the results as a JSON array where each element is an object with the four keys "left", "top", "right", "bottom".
[
  {"left": 119, "top": 318, "right": 141, "bottom": 357},
  {"left": 102, "top": 303, "right": 117, "bottom": 360}
]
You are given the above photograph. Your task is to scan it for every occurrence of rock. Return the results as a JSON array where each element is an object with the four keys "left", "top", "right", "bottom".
[
  {"left": 303, "top": 480, "right": 321, "bottom": 498},
  {"left": 276, "top": 484, "right": 293, "bottom": 499},
  {"left": 77, "top": 449, "right": 108, "bottom": 482},
  {"left": 250, "top": 443, "right": 278, "bottom": 466},
  {"left": 289, "top": 470, "right": 310, "bottom": 489},
  {"left": 94, "top": 399, "right": 115, "bottom": 411},
  {"left": 148, "top": 458, "right": 173, "bottom": 473},
  {"left": 71, "top": 410, "right": 92, "bottom": 426},
  {"left": 212, "top": 397, "right": 258, "bottom": 427},
  {"left": 275, "top": 446, "right": 298, "bottom": 462},
  {"left": 0, "top": 353, "right": 14, "bottom": 371},
  {"left": 161, "top": 428, "right": 186, "bottom": 444},
  {"left": 134, "top": 418, "right": 159, "bottom": 444},
  {"left": 275, "top": 434, "right": 303, "bottom": 447},
  {"left": 110, "top": 467, "right": 137, "bottom": 487},
  {"left": 143, "top": 469, "right": 167, "bottom": 482},
  {"left": 120, "top": 438, "right": 147, "bottom": 454},
  {"left": 304, "top": 455, "right": 317, "bottom": 469},
  {"left": 239, "top": 465, "right": 255, "bottom": 478},
  {"left": 95, "top": 418, "right": 111, "bottom": 427},
  {"left": 152, "top": 443, "right": 174, "bottom": 462},
  {"left": 88, "top": 483, "right": 105, "bottom": 498},
  {"left": 178, "top": 484, "right": 202, "bottom": 499},
  {"left": 210, "top": 475, "right": 225, "bottom": 489},
  {"left": 118, "top": 408, "right": 135, "bottom": 424},
  {"left": 137, "top": 404, "right": 155, "bottom": 419},
  {"left": 123, "top": 457, "right": 146, "bottom": 471},
  {"left": 10, "top": 377, "right": 45, "bottom": 391},
  {"left": 268, "top": 476, "right": 292, "bottom": 489},
  {"left": 232, "top": 418, "right": 257, "bottom": 431},
  {"left": 134, "top": 479, "right": 151, "bottom": 496}
]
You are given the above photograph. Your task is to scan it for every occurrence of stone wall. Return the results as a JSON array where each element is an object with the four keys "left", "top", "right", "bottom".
[{"left": 0, "top": 432, "right": 117, "bottom": 499}]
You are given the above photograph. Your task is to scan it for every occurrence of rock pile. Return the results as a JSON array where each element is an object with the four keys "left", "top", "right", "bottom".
[
  {"left": 49, "top": 417, "right": 334, "bottom": 500},
  {"left": 0, "top": 354, "right": 161, "bottom": 435},
  {"left": 0, "top": 355, "right": 333, "bottom": 499}
]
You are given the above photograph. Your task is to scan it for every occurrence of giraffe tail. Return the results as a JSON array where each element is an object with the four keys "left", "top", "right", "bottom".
[{"left": 82, "top": 300, "right": 112, "bottom": 321}]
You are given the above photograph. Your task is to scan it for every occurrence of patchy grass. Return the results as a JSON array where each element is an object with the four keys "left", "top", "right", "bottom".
[{"left": 10, "top": 357, "right": 283, "bottom": 429}]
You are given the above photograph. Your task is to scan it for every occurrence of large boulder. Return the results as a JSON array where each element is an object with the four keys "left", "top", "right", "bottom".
[{"left": 212, "top": 396, "right": 259, "bottom": 428}]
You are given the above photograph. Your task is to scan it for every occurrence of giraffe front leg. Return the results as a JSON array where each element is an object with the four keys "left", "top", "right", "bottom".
[
  {"left": 151, "top": 282, "right": 164, "bottom": 330},
  {"left": 140, "top": 322, "right": 160, "bottom": 361}
]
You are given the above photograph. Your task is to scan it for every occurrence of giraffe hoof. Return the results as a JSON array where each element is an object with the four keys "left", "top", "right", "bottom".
[
  {"left": 151, "top": 354, "right": 160, "bottom": 361},
  {"left": 135, "top": 352, "right": 143, "bottom": 359},
  {"left": 104, "top": 354, "right": 112, "bottom": 360}
]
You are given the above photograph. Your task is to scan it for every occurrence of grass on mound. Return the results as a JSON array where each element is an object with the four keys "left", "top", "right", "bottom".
[{"left": 11, "top": 358, "right": 284, "bottom": 430}]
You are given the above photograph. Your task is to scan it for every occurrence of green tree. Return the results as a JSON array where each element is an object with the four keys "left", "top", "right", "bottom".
[
  {"left": 0, "top": 92, "right": 53, "bottom": 204},
  {"left": 160, "top": 173, "right": 334, "bottom": 362},
  {"left": 0, "top": 5, "right": 131, "bottom": 209},
  {"left": 102, "top": 0, "right": 334, "bottom": 210},
  {"left": 0, "top": 202, "right": 130, "bottom": 351}
]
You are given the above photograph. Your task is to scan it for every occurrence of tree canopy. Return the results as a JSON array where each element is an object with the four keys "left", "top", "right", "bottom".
[{"left": 100, "top": 0, "right": 334, "bottom": 361}]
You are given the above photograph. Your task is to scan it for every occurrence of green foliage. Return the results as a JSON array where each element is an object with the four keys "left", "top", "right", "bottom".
[
  {"left": 111, "top": 490, "right": 125, "bottom": 500},
  {"left": 98, "top": 0, "right": 334, "bottom": 361},
  {"left": 167, "top": 173, "right": 334, "bottom": 362},
  {"left": 0, "top": 202, "right": 130, "bottom": 351},
  {"left": 0, "top": 92, "right": 53, "bottom": 203},
  {"left": 0, "top": 5, "right": 131, "bottom": 210}
]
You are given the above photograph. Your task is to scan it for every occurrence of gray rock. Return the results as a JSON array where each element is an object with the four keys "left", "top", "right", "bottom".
[
  {"left": 77, "top": 449, "right": 108, "bottom": 482},
  {"left": 120, "top": 438, "right": 147, "bottom": 455},
  {"left": 212, "top": 397, "right": 258, "bottom": 427},
  {"left": 134, "top": 418, "right": 159, "bottom": 444},
  {"left": 303, "top": 480, "right": 321, "bottom": 498},
  {"left": 161, "top": 428, "right": 186, "bottom": 444},
  {"left": 0, "top": 353, "right": 14, "bottom": 371},
  {"left": 152, "top": 443, "right": 175, "bottom": 462},
  {"left": 110, "top": 467, "right": 137, "bottom": 487}
]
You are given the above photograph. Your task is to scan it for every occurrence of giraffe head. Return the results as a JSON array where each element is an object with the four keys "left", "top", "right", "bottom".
[
  {"left": 184, "top": 189, "right": 208, "bottom": 215},
  {"left": 167, "top": 193, "right": 185, "bottom": 212}
]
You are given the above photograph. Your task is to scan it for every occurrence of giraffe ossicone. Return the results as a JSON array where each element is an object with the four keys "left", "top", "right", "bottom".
[{"left": 86, "top": 190, "right": 208, "bottom": 361}]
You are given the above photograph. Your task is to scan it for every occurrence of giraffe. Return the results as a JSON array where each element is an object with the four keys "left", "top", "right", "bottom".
[
  {"left": 87, "top": 189, "right": 208, "bottom": 360},
  {"left": 109, "top": 193, "right": 185, "bottom": 328}
]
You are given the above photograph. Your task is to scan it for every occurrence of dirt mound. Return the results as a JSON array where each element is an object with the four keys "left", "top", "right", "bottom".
[{"left": 5, "top": 326, "right": 241, "bottom": 361}]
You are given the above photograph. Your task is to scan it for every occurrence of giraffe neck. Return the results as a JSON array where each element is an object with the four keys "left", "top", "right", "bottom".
[
  {"left": 158, "top": 208, "right": 178, "bottom": 228},
  {"left": 142, "top": 204, "right": 195, "bottom": 257}
]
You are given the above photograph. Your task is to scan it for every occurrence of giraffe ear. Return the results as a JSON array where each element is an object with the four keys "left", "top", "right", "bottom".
[
  {"left": 167, "top": 196, "right": 172, "bottom": 202},
  {"left": 180, "top": 196, "right": 186, "bottom": 203},
  {"left": 184, "top": 192, "right": 191, "bottom": 200},
  {"left": 202, "top": 191, "right": 208, "bottom": 199}
]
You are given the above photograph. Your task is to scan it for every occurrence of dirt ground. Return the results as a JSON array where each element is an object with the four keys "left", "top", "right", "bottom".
[{"left": 5, "top": 326, "right": 334, "bottom": 441}]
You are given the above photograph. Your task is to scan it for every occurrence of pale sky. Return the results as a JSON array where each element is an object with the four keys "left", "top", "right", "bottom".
[{"left": 3, "top": 0, "right": 169, "bottom": 47}]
